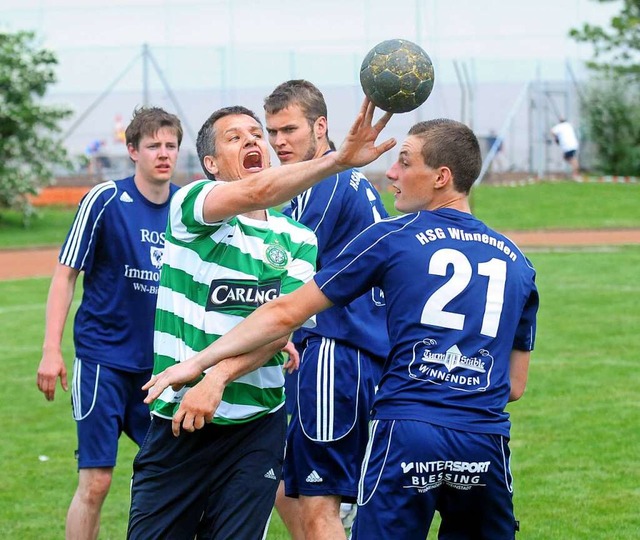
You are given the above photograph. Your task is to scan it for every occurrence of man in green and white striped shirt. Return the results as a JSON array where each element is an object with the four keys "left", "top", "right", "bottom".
[{"left": 128, "top": 101, "right": 395, "bottom": 540}]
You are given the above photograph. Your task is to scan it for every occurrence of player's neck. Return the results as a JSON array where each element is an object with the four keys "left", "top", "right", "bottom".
[
  {"left": 134, "top": 175, "right": 171, "bottom": 205},
  {"left": 429, "top": 195, "right": 471, "bottom": 214},
  {"left": 313, "top": 141, "right": 332, "bottom": 159}
]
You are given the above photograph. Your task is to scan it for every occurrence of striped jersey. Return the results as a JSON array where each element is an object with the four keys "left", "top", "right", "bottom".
[
  {"left": 59, "top": 176, "right": 178, "bottom": 372},
  {"left": 151, "top": 179, "right": 318, "bottom": 424},
  {"left": 315, "top": 209, "right": 539, "bottom": 437}
]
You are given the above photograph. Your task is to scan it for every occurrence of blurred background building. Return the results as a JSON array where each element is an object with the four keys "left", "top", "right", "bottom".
[{"left": 0, "top": 0, "right": 621, "bottom": 186}]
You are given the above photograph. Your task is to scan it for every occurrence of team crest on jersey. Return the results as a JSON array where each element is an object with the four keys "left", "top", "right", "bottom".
[
  {"left": 150, "top": 246, "right": 164, "bottom": 269},
  {"left": 264, "top": 243, "right": 289, "bottom": 269},
  {"left": 408, "top": 338, "right": 494, "bottom": 392}
]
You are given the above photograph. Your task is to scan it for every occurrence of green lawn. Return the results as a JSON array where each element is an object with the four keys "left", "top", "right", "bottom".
[
  {"left": 2, "top": 181, "right": 639, "bottom": 538},
  {"left": 3, "top": 247, "right": 639, "bottom": 538},
  {"left": 0, "top": 182, "right": 639, "bottom": 251},
  {"left": 381, "top": 181, "right": 640, "bottom": 230},
  {"left": 0, "top": 207, "right": 75, "bottom": 248}
]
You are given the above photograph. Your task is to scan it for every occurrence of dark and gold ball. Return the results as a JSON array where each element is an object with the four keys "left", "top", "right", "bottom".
[{"left": 360, "top": 39, "right": 435, "bottom": 114}]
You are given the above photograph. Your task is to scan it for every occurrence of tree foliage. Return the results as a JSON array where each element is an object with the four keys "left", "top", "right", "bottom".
[
  {"left": 571, "top": 1, "right": 640, "bottom": 175},
  {"left": 569, "top": 0, "right": 640, "bottom": 79},
  {"left": 581, "top": 81, "right": 640, "bottom": 175},
  {"left": 0, "top": 31, "right": 72, "bottom": 214}
]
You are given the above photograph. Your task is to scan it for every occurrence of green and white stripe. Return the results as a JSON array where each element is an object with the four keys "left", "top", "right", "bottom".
[{"left": 151, "top": 180, "right": 317, "bottom": 424}]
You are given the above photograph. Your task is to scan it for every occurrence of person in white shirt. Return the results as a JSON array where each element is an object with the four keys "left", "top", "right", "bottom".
[{"left": 550, "top": 118, "right": 580, "bottom": 178}]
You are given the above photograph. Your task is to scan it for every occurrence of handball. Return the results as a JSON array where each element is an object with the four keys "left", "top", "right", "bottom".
[{"left": 360, "top": 39, "right": 435, "bottom": 114}]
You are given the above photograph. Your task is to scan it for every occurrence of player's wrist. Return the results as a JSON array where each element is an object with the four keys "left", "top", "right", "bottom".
[{"left": 203, "top": 368, "right": 229, "bottom": 390}]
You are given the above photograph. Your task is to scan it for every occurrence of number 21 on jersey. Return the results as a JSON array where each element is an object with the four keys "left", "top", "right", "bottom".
[{"left": 421, "top": 248, "right": 506, "bottom": 338}]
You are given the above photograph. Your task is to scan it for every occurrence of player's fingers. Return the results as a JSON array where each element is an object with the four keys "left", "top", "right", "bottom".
[
  {"left": 374, "top": 138, "right": 397, "bottom": 158},
  {"left": 61, "top": 372, "right": 69, "bottom": 392},
  {"left": 172, "top": 408, "right": 186, "bottom": 437},
  {"left": 182, "top": 409, "right": 196, "bottom": 432},
  {"left": 373, "top": 111, "right": 394, "bottom": 133},
  {"left": 347, "top": 111, "right": 365, "bottom": 137},
  {"left": 143, "top": 383, "right": 163, "bottom": 404},
  {"left": 141, "top": 375, "right": 157, "bottom": 391},
  {"left": 38, "top": 376, "right": 54, "bottom": 401},
  {"left": 193, "top": 415, "right": 205, "bottom": 431},
  {"left": 364, "top": 98, "right": 376, "bottom": 125},
  {"left": 359, "top": 96, "right": 370, "bottom": 115}
]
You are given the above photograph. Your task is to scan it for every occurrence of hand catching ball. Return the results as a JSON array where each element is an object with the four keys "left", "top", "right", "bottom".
[{"left": 360, "top": 39, "right": 435, "bottom": 114}]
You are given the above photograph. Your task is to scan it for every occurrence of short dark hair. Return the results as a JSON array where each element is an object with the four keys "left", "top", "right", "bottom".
[
  {"left": 408, "top": 119, "right": 482, "bottom": 194},
  {"left": 264, "top": 79, "right": 328, "bottom": 132},
  {"left": 196, "top": 106, "right": 262, "bottom": 180},
  {"left": 125, "top": 107, "right": 183, "bottom": 150}
]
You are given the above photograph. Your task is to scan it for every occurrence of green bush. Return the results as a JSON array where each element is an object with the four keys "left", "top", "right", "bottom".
[{"left": 581, "top": 79, "right": 640, "bottom": 175}]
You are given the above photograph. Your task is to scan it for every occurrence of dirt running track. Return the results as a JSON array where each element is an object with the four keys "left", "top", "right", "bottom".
[{"left": 1, "top": 229, "right": 640, "bottom": 281}]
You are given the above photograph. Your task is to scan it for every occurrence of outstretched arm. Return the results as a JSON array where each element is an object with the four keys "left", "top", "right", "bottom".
[
  {"left": 144, "top": 280, "right": 332, "bottom": 403},
  {"left": 166, "top": 337, "right": 289, "bottom": 436},
  {"left": 203, "top": 98, "right": 396, "bottom": 222}
]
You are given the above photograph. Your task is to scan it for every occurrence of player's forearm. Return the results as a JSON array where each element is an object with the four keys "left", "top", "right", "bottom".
[
  {"left": 207, "top": 153, "right": 342, "bottom": 221},
  {"left": 508, "top": 349, "right": 531, "bottom": 402},
  {"left": 189, "top": 299, "right": 301, "bottom": 373},
  {"left": 42, "top": 264, "right": 78, "bottom": 351},
  {"left": 252, "top": 152, "right": 343, "bottom": 208},
  {"left": 203, "top": 337, "right": 288, "bottom": 388},
  {"left": 190, "top": 282, "right": 330, "bottom": 373}
]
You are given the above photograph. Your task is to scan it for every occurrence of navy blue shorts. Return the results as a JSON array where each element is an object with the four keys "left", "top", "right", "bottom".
[
  {"left": 284, "top": 368, "right": 298, "bottom": 416},
  {"left": 351, "top": 419, "right": 518, "bottom": 539},
  {"left": 128, "top": 407, "right": 287, "bottom": 540},
  {"left": 72, "top": 358, "right": 151, "bottom": 468},
  {"left": 283, "top": 337, "right": 383, "bottom": 502}
]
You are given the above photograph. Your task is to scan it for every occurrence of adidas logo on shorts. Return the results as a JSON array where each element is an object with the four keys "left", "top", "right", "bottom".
[
  {"left": 264, "top": 468, "right": 277, "bottom": 480},
  {"left": 305, "top": 470, "right": 323, "bottom": 483}
]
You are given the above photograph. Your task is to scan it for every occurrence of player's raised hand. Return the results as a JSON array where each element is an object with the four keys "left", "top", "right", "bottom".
[
  {"left": 335, "top": 97, "right": 396, "bottom": 169},
  {"left": 142, "top": 359, "right": 203, "bottom": 404}
]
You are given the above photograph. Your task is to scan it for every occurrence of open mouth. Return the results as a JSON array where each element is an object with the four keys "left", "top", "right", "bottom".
[{"left": 243, "top": 151, "right": 263, "bottom": 171}]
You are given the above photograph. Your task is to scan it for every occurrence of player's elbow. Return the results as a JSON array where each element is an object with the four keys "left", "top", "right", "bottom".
[
  {"left": 258, "top": 298, "right": 301, "bottom": 340},
  {"left": 244, "top": 178, "right": 278, "bottom": 210},
  {"left": 508, "top": 383, "right": 526, "bottom": 402}
]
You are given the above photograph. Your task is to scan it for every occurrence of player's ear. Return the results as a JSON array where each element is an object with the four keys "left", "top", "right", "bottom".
[
  {"left": 203, "top": 155, "right": 219, "bottom": 176},
  {"left": 435, "top": 166, "right": 452, "bottom": 188},
  {"left": 314, "top": 116, "right": 327, "bottom": 141},
  {"left": 127, "top": 143, "right": 138, "bottom": 163}
]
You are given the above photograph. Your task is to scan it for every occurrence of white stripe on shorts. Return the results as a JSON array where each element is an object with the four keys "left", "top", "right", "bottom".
[{"left": 71, "top": 358, "right": 101, "bottom": 421}]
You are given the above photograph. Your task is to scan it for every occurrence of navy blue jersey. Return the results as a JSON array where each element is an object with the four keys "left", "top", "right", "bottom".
[
  {"left": 290, "top": 167, "right": 390, "bottom": 358},
  {"left": 59, "top": 176, "right": 178, "bottom": 372},
  {"left": 315, "top": 209, "right": 539, "bottom": 437}
]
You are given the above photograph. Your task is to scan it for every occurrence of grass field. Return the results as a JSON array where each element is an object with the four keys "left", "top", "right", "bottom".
[
  {"left": 0, "top": 182, "right": 639, "bottom": 250},
  {"left": 1, "top": 180, "right": 639, "bottom": 538}
]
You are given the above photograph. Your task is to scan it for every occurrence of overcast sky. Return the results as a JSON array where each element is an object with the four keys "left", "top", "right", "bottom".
[
  {"left": 1, "top": 0, "right": 621, "bottom": 90},
  {"left": 0, "top": 0, "right": 622, "bottom": 163}
]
